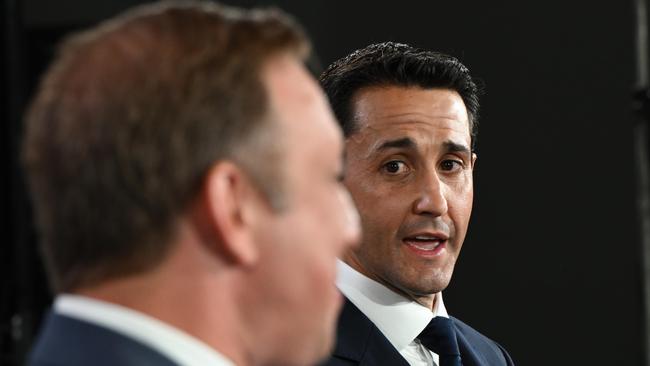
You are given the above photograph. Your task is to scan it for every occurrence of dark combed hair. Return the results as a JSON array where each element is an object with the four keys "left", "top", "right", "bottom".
[
  {"left": 22, "top": 1, "right": 309, "bottom": 292},
  {"left": 320, "top": 42, "right": 481, "bottom": 149}
]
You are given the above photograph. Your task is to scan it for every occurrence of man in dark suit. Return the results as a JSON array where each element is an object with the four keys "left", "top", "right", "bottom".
[
  {"left": 22, "top": 2, "right": 360, "bottom": 365},
  {"left": 319, "top": 42, "right": 514, "bottom": 366}
]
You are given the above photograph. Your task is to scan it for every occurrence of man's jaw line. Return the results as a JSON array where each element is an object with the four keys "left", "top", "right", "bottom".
[{"left": 341, "top": 251, "right": 439, "bottom": 310}]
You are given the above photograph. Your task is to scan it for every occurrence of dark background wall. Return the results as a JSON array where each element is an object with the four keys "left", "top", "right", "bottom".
[{"left": 2, "top": 1, "right": 646, "bottom": 365}]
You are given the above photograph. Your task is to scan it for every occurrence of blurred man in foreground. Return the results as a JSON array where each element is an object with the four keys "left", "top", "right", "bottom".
[
  {"left": 23, "top": 2, "right": 359, "bottom": 365},
  {"left": 319, "top": 42, "right": 514, "bottom": 366}
]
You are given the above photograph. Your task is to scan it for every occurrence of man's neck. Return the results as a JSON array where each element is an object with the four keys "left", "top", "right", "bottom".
[
  {"left": 341, "top": 253, "right": 437, "bottom": 310},
  {"left": 75, "top": 264, "right": 251, "bottom": 366}
]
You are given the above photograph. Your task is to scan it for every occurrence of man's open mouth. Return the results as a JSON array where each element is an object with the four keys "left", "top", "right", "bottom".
[{"left": 402, "top": 233, "right": 449, "bottom": 252}]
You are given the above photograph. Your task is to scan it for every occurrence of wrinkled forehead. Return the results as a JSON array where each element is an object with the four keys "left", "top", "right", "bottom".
[{"left": 347, "top": 119, "right": 471, "bottom": 161}]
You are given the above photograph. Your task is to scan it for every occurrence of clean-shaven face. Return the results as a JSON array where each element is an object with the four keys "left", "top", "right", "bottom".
[
  {"left": 343, "top": 86, "right": 475, "bottom": 308},
  {"left": 248, "top": 55, "right": 360, "bottom": 366}
]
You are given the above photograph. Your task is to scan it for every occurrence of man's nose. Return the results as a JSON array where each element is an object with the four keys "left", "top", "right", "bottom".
[{"left": 412, "top": 171, "right": 448, "bottom": 217}]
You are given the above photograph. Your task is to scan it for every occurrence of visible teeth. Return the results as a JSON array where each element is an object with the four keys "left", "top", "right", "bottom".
[{"left": 409, "top": 242, "right": 440, "bottom": 251}]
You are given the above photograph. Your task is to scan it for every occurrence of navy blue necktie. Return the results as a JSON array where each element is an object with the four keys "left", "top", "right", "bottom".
[{"left": 417, "top": 316, "right": 462, "bottom": 366}]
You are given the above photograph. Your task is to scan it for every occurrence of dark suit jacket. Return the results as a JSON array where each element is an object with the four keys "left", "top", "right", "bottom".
[
  {"left": 320, "top": 298, "right": 514, "bottom": 366},
  {"left": 28, "top": 311, "right": 178, "bottom": 366}
]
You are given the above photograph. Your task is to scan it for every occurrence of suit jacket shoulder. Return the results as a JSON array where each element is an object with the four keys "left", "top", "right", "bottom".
[
  {"left": 28, "top": 311, "right": 178, "bottom": 366},
  {"left": 451, "top": 316, "right": 515, "bottom": 366}
]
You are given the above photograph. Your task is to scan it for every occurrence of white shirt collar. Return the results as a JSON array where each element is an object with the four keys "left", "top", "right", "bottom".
[
  {"left": 336, "top": 260, "right": 448, "bottom": 352},
  {"left": 54, "top": 295, "right": 235, "bottom": 366}
]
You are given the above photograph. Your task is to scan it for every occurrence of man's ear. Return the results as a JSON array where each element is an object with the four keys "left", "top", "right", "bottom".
[
  {"left": 471, "top": 153, "right": 478, "bottom": 170},
  {"left": 198, "top": 161, "right": 262, "bottom": 267}
]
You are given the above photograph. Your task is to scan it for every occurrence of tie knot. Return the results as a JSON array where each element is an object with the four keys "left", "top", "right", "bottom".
[{"left": 417, "top": 317, "right": 460, "bottom": 357}]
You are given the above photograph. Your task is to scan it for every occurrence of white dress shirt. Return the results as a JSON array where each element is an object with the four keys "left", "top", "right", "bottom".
[
  {"left": 336, "top": 260, "right": 449, "bottom": 366},
  {"left": 55, "top": 295, "right": 235, "bottom": 366}
]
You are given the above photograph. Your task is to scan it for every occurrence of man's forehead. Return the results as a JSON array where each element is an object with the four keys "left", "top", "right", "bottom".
[
  {"left": 352, "top": 86, "right": 468, "bottom": 118},
  {"left": 357, "top": 115, "right": 469, "bottom": 134},
  {"left": 263, "top": 56, "right": 344, "bottom": 172},
  {"left": 347, "top": 118, "right": 471, "bottom": 151},
  {"left": 265, "top": 55, "right": 314, "bottom": 109},
  {"left": 350, "top": 86, "right": 470, "bottom": 136}
]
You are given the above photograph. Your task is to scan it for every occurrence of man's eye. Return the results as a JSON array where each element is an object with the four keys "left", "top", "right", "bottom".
[
  {"left": 440, "top": 160, "right": 463, "bottom": 172},
  {"left": 382, "top": 161, "right": 408, "bottom": 174}
]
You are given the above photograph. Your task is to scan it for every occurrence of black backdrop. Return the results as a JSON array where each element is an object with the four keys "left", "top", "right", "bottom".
[{"left": 2, "top": 1, "right": 645, "bottom": 365}]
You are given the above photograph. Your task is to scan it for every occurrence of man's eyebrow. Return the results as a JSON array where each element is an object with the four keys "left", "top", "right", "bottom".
[
  {"left": 376, "top": 137, "right": 416, "bottom": 152},
  {"left": 443, "top": 141, "right": 471, "bottom": 155},
  {"left": 370, "top": 138, "right": 471, "bottom": 159}
]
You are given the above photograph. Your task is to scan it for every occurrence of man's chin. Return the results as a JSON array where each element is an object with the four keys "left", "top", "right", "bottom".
[{"left": 402, "top": 274, "right": 453, "bottom": 297}]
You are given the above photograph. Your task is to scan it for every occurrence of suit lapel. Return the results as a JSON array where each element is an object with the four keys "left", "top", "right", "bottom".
[
  {"left": 455, "top": 327, "right": 490, "bottom": 366},
  {"left": 451, "top": 316, "right": 514, "bottom": 366},
  {"left": 330, "top": 298, "right": 410, "bottom": 366}
]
